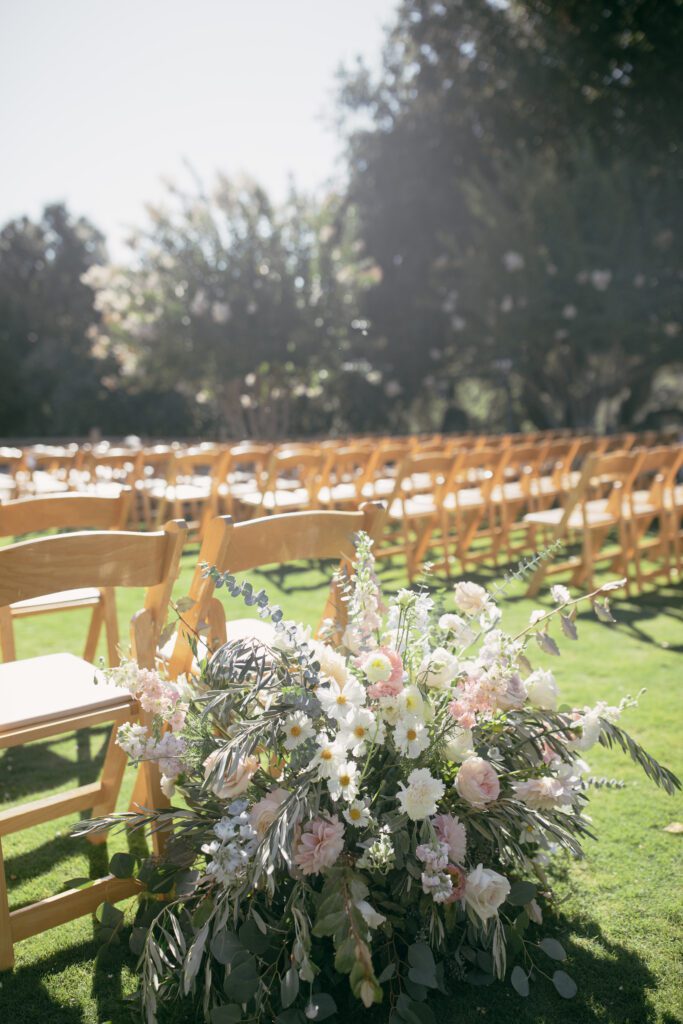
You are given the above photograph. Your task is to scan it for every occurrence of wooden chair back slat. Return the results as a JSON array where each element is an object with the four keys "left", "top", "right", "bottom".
[{"left": 0, "top": 490, "right": 132, "bottom": 537}]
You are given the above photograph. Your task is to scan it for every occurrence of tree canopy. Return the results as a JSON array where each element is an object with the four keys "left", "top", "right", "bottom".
[{"left": 1, "top": 1, "right": 681, "bottom": 439}]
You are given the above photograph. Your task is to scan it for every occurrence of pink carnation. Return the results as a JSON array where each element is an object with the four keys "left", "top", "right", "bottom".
[
  {"left": 293, "top": 815, "right": 345, "bottom": 875},
  {"left": 433, "top": 813, "right": 467, "bottom": 864}
]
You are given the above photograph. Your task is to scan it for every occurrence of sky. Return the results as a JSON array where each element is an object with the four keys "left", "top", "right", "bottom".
[{"left": 0, "top": 0, "right": 398, "bottom": 255}]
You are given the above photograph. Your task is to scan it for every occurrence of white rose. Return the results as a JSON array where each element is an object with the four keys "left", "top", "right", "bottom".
[
  {"left": 438, "top": 613, "right": 475, "bottom": 647},
  {"left": 419, "top": 647, "right": 459, "bottom": 689},
  {"left": 453, "top": 581, "right": 490, "bottom": 616},
  {"left": 525, "top": 669, "right": 559, "bottom": 710},
  {"left": 443, "top": 727, "right": 475, "bottom": 763},
  {"left": 464, "top": 864, "right": 510, "bottom": 921}
]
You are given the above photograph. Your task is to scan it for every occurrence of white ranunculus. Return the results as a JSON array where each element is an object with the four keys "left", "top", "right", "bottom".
[
  {"left": 419, "top": 647, "right": 459, "bottom": 690},
  {"left": 525, "top": 668, "right": 559, "bottom": 710},
  {"left": 464, "top": 864, "right": 510, "bottom": 921}
]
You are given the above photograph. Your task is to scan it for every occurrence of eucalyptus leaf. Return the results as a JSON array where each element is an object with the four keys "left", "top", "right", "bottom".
[
  {"left": 211, "top": 1006, "right": 243, "bottom": 1023},
  {"left": 109, "top": 852, "right": 135, "bottom": 879},
  {"left": 539, "top": 937, "right": 567, "bottom": 961},
  {"left": 223, "top": 950, "right": 259, "bottom": 1002},
  {"left": 510, "top": 965, "right": 529, "bottom": 996},
  {"left": 553, "top": 970, "right": 578, "bottom": 998},
  {"left": 305, "top": 992, "right": 337, "bottom": 1020},
  {"left": 508, "top": 881, "right": 537, "bottom": 906},
  {"left": 280, "top": 966, "right": 299, "bottom": 1009},
  {"left": 210, "top": 931, "right": 244, "bottom": 965}
]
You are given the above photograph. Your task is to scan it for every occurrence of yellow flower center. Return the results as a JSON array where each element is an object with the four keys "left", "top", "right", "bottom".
[
  {"left": 350, "top": 808, "right": 361, "bottom": 820},
  {"left": 336, "top": 694, "right": 347, "bottom": 705},
  {"left": 407, "top": 728, "right": 417, "bottom": 741},
  {"left": 354, "top": 726, "right": 366, "bottom": 738},
  {"left": 321, "top": 748, "right": 333, "bottom": 760},
  {"left": 339, "top": 773, "right": 351, "bottom": 787},
  {"left": 291, "top": 725, "right": 302, "bottom": 737}
]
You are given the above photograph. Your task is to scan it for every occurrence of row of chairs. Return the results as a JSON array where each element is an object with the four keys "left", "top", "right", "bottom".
[
  {"left": 1, "top": 429, "right": 668, "bottom": 527},
  {"left": 0, "top": 503, "right": 385, "bottom": 969}
]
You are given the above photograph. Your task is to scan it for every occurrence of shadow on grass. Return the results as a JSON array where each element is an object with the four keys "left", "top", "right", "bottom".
[
  {"left": 3, "top": 908, "right": 669, "bottom": 1024},
  {"left": 0, "top": 932, "right": 138, "bottom": 1024},
  {"left": 0, "top": 726, "right": 110, "bottom": 805}
]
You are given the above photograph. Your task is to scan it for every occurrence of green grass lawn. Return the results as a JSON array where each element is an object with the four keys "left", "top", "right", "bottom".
[{"left": 0, "top": 547, "right": 682, "bottom": 1024}]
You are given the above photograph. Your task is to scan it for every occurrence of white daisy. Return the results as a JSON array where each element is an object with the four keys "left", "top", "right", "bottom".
[
  {"left": 317, "top": 677, "right": 366, "bottom": 722},
  {"left": 339, "top": 707, "right": 382, "bottom": 755},
  {"left": 311, "top": 732, "right": 347, "bottom": 780},
  {"left": 398, "top": 685, "right": 426, "bottom": 721},
  {"left": 327, "top": 760, "right": 360, "bottom": 803},
  {"left": 343, "top": 799, "right": 372, "bottom": 828},
  {"left": 393, "top": 716, "right": 430, "bottom": 758},
  {"left": 282, "top": 711, "right": 315, "bottom": 751}
]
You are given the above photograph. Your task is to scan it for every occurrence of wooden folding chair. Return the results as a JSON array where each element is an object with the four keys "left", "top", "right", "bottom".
[
  {"left": 377, "top": 454, "right": 456, "bottom": 581},
  {"left": 0, "top": 448, "right": 25, "bottom": 502},
  {"left": 441, "top": 447, "right": 509, "bottom": 573},
  {"left": 625, "top": 446, "right": 683, "bottom": 589},
  {"left": 237, "top": 447, "right": 324, "bottom": 517},
  {"left": 0, "top": 490, "right": 134, "bottom": 665},
  {"left": 0, "top": 519, "right": 187, "bottom": 969},
  {"left": 317, "top": 445, "right": 372, "bottom": 510},
  {"left": 525, "top": 452, "right": 638, "bottom": 596},
  {"left": 152, "top": 447, "right": 223, "bottom": 533},
  {"left": 203, "top": 442, "right": 274, "bottom": 526},
  {"left": 166, "top": 504, "right": 386, "bottom": 680}
]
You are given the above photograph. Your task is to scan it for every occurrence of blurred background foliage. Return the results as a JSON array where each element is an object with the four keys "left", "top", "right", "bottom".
[{"left": 1, "top": 0, "right": 681, "bottom": 439}]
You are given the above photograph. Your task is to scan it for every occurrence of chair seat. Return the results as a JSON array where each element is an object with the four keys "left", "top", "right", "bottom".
[
  {"left": 239, "top": 489, "right": 312, "bottom": 510},
  {"left": 318, "top": 483, "right": 359, "bottom": 505},
  {"left": 389, "top": 496, "right": 437, "bottom": 520},
  {"left": 361, "top": 477, "right": 396, "bottom": 499},
  {"left": 11, "top": 587, "right": 102, "bottom": 615},
  {"left": 442, "top": 487, "right": 485, "bottom": 511},
  {"left": 490, "top": 481, "right": 525, "bottom": 503},
  {"left": 525, "top": 499, "right": 615, "bottom": 529},
  {"left": 0, "top": 652, "right": 130, "bottom": 733}
]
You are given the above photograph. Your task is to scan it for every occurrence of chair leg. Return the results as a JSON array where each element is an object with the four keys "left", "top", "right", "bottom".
[
  {"left": 87, "top": 724, "right": 130, "bottom": 844},
  {"left": 83, "top": 602, "right": 104, "bottom": 663},
  {"left": 102, "top": 588, "right": 120, "bottom": 667},
  {"left": 0, "top": 839, "right": 14, "bottom": 970},
  {"left": 0, "top": 608, "right": 16, "bottom": 663}
]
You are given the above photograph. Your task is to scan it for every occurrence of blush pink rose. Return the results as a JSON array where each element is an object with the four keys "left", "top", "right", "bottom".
[
  {"left": 293, "top": 815, "right": 345, "bottom": 875},
  {"left": 249, "top": 787, "right": 289, "bottom": 836},
  {"left": 455, "top": 757, "right": 500, "bottom": 808},
  {"left": 203, "top": 750, "right": 259, "bottom": 800}
]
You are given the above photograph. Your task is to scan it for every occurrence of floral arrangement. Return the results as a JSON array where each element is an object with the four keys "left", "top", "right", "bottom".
[{"left": 76, "top": 534, "right": 679, "bottom": 1024}]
